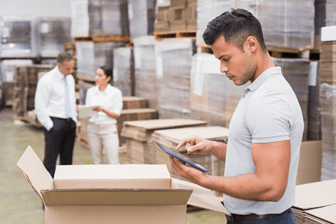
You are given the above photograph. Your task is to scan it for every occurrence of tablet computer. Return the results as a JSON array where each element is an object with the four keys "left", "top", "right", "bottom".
[
  {"left": 155, "top": 142, "right": 208, "bottom": 172},
  {"left": 78, "top": 105, "right": 99, "bottom": 118}
]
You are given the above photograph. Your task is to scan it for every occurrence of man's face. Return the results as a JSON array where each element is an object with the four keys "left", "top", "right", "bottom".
[
  {"left": 58, "top": 60, "right": 74, "bottom": 76},
  {"left": 212, "top": 35, "right": 256, "bottom": 86}
]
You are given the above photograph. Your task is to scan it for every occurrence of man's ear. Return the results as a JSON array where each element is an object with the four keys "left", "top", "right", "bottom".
[{"left": 244, "top": 36, "right": 257, "bottom": 53}]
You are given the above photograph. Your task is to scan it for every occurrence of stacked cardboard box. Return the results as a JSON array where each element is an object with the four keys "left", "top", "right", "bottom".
[
  {"left": 155, "top": 38, "right": 195, "bottom": 119},
  {"left": 128, "top": 0, "right": 156, "bottom": 39},
  {"left": 196, "top": 0, "right": 315, "bottom": 50},
  {"left": 190, "top": 53, "right": 248, "bottom": 127},
  {"left": 273, "top": 58, "right": 310, "bottom": 141},
  {"left": 70, "top": 0, "right": 129, "bottom": 38},
  {"left": 133, "top": 36, "right": 158, "bottom": 109},
  {"left": 14, "top": 64, "right": 52, "bottom": 117},
  {"left": 319, "top": 42, "right": 336, "bottom": 85},
  {"left": 32, "top": 17, "right": 72, "bottom": 57},
  {"left": 0, "top": 16, "right": 33, "bottom": 57},
  {"left": 155, "top": 0, "right": 197, "bottom": 32},
  {"left": 113, "top": 47, "right": 135, "bottom": 97},
  {"left": 308, "top": 61, "right": 321, "bottom": 140},
  {"left": 120, "top": 119, "right": 207, "bottom": 164},
  {"left": 75, "top": 41, "right": 125, "bottom": 82},
  {"left": 292, "top": 179, "right": 336, "bottom": 224}
]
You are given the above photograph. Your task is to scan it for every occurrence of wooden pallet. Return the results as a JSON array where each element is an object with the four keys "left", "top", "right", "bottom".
[
  {"left": 267, "top": 45, "right": 317, "bottom": 59},
  {"left": 74, "top": 36, "right": 130, "bottom": 42},
  {"left": 154, "top": 30, "right": 196, "bottom": 40},
  {"left": 197, "top": 45, "right": 212, "bottom": 54}
]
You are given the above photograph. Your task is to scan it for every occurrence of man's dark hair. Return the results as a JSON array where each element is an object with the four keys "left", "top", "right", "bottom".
[
  {"left": 99, "top": 65, "right": 113, "bottom": 80},
  {"left": 203, "top": 8, "right": 267, "bottom": 52},
  {"left": 57, "top": 52, "right": 73, "bottom": 65}
]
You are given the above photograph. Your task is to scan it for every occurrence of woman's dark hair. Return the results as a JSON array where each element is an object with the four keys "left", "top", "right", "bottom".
[
  {"left": 99, "top": 66, "right": 113, "bottom": 80},
  {"left": 203, "top": 8, "right": 267, "bottom": 52}
]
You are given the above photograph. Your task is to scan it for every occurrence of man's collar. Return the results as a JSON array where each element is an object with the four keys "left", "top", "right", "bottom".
[
  {"left": 55, "top": 65, "right": 66, "bottom": 79},
  {"left": 243, "top": 66, "right": 282, "bottom": 97}
]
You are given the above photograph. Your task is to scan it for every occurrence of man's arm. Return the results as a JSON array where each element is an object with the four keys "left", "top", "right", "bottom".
[
  {"left": 35, "top": 79, "right": 53, "bottom": 130},
  {"left": 170, "top": 140, "right": 290, "bottom": 202}
]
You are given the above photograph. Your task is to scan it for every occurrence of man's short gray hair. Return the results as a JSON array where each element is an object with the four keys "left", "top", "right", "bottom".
[{"left": 57, "top": 52, "right": 73, "bottom": 65}]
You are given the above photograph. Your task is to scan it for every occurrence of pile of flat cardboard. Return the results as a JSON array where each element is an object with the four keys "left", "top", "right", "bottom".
[
  {"left": 17, "top": 146, "right": 230, "bottom": 224},
  {"left": 151, "top": 126, "right": 229, "bottom": 182},
  {"left": 121, "top": 119, "right": 207, "bottom": 164},
  {"left": 292, "top": 179, "right": 336, "bottom": 224},
  {"left": 320, "top": 27, "right": 336, "bottom": 85}
]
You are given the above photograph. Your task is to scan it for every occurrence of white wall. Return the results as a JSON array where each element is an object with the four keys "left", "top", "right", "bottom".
[{"left": 0, "top": 1, "right": 71, "bottom": 19}]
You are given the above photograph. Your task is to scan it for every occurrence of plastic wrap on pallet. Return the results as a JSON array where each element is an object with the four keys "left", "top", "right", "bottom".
[
  {"left": 0, "top": 15, "right": 34, "bottom": 57},
  {"left": 70, "top": 0, "right": 129, "bottom": 38},
  {"left": 133, "top": 36, "right": 158, "bottom": 109},
  {"left": 272, "top": 57, "right": 310, "bottom": 141},
  {"left": 190, "top": 53, "right": 247, "bottom": 127},
  {"left": 32, "top": 17, "right": 73, "bottom": 57},
  {"left": 128, "top": 0, "right": 156, "bottom": 39},
  {"left": 1, "top": 60, "right": 33, "bottom": 82},
  {"left": 155, "top": 38, "right": 195, "bottom": 119},
  {"left": 196, "top": 0, "right": 315, "bottom": 49},
  {"left": 113, "top": 47, "right": 134, "bottom": 97},
  {"left": 76, "top": 41, "right": 125, "bottom": 82},
  {"left": 320, "top": 83, "right": 336, "bottom": 180},
  {"left": 308, "top": 61, "right": 321, "bottom": 141}
]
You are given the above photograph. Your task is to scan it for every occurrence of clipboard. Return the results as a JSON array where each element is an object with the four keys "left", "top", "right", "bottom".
[
  {"left": 78, "top": 105, "right": 100, "bottom": 118},
  {"left": 155, "top": 142, "right": 208, "bottom": 172}
]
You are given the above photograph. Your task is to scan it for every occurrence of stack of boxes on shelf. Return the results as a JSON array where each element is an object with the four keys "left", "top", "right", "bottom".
[
  {"left": 155, "top": 0, "right": 197, "bottom": 32},
  {"left": 318, "top": 26, "right": 336, "bottom": 181}
]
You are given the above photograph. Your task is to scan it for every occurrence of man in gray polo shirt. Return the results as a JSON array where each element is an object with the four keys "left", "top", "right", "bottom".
[{"left": 171, "top": 8, "right": 303, "bottom": 224}]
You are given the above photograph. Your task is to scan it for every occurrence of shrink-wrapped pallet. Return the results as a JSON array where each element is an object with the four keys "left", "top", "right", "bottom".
[
  {"left": 133, "top": 36, "right": 158, "bottom": 109},
  {"left": 113, "top": 47, "right": 134, "bottom": 97}
]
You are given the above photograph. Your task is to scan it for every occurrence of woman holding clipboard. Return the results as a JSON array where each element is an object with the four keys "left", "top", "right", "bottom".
[{"left": 83, "top": 66, "right": 123, "bottom": 164}]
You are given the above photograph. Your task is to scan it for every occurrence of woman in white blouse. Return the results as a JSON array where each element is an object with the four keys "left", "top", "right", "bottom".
[{"left": 84, "top": 66, "right": 123, "bottom": 164}]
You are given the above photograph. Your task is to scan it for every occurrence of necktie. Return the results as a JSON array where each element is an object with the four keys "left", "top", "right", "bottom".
[{"left": 64, "top": 76, "right": 72, "bottom": 117}]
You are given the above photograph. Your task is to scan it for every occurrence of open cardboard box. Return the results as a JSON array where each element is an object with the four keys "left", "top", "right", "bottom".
[{"left": 17, "top": 146, "right": 230, "bottom": 224}]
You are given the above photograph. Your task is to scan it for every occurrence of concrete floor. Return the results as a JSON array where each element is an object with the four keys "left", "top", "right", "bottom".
[{"left": 0, "top": 108, "right": 226, "bottom": 224}]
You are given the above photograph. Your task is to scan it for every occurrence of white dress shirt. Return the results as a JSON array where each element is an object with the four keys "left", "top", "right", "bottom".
[
  {"left": 85, "top": 84, "right": 123, "bottom": 125},
  {"left": 35, "top": 66, "right": 77, "bottom": 130}
]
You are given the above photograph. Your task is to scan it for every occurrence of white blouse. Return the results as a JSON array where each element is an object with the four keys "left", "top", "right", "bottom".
[{"left": 85, "top": 84, "right": 123, "bottom": 125}]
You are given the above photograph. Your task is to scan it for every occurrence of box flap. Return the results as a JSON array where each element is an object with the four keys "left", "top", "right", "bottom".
[
  {"left": 16, "top": 146, "right": 53, "bottom": 202},
  {"left": 294, "top": 179, "right": 336, "bottom": 210},
  {"left": 54, "top": 164, "right": 171, "bottom": 179},
  {"left": 306, "top": 204, "right": 336, "bottom": 223},
  {"left": 171, "top": 178, "right": 230, "bottom": 215},
  {"left": 41, "top": 189, "right": 192, "bottom": 206}
]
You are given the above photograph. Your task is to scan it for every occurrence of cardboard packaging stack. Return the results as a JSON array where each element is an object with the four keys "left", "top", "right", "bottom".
[
  {"left": 17, "top": 146, "right": 230, "bottom": 224},
  {"left": 113, "top": 47, "right": 135, "bottom": 97},
  {"left": 75, "top": 41, "right": 125, "bottom": 82},
  {"left": 190, "top": 53, "right": 248, "bottom": 127},
  {"left": 13, "top": 64, "right": 53, "bottom": 117},
  {"left": 155, "top": 38, "right": 195, "bottom": 119},
  {"left": 133, "top": 36, "right": 158, "bottom": 109},
  {"left": 0, "top": 60, "right": 33, "bottom": 107},
  {"left": 272, "top": 58, "right": 310, "bottom": 141},
  {"left": 70, "top": 0, "right": 129, "bottom": 38},
  {"left": 128, "top": 0, "right": 156, "bottom": 39},
  {"left": 120, "top": 119, "right": 207, "bottom": 164},
  {"left": 319, "top": 26, "right": 336, "bottom": 180},
  {"left": 308, "top": 61, "right": 321, "bottom": 140},
  {"left": 0, "top": 16, "right": 33, "bottom": 57},
  {"left": 32, "top": 17, "right": 72, "bottom": 58},
  {"left": 155, "top": 0, "right": 197, "bottom": 32},
  {"left": 196, "top": 0, "right": 315, "bottom": 50},
  {"left": 292, "top": 179, "right": 336, "bottom": 224},
  {"left": 151, "top": 126, "right": 229, "bottom": 182}
]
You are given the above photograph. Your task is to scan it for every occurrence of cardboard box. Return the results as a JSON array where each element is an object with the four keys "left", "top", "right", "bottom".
[{"left": 17, "top": 146, "right": 230, "bottom": 224}]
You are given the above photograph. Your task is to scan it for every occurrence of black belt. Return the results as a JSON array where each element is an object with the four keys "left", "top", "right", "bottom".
[
  {"left": 225, "top": 208, "right": 290, "bottom": 222},
  {"left": 50, "top": 116, "right": 72, "bottom": 122}
]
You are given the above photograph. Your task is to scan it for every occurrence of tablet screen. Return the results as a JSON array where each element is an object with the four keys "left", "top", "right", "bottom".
[{"left": 155, "top": 142, "right": 208, "bottom": 172}]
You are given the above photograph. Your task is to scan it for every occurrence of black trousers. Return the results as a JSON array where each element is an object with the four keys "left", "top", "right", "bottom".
[{"left": 43, "top": 117, "right": 76, "bottom": 178}]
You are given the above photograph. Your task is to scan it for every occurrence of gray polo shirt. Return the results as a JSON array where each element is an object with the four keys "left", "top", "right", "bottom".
[{"left": 224, "top": 66, "right": 304, "bottom": 215}]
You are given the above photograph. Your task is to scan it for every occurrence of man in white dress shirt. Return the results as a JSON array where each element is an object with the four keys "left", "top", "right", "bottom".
[{"left": 35, "top": 52, "right": 77, "bottom": 178}]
